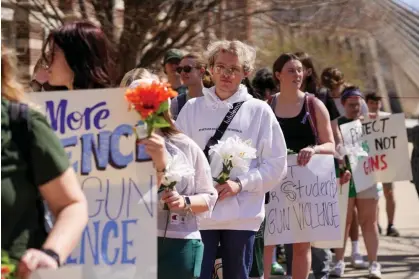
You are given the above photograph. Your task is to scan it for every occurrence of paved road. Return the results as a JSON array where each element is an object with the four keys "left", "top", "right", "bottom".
[{"left": 271, "top": 143, "right": 419, "bottom": 279}]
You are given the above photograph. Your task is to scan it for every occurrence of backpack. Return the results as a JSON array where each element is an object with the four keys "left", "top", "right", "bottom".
[
  {"left": 8, "top": 101, "right": 54, "bottom": 234},
  {"left": 316, "top": 87, "right": 329, "bottom": 106},
  {"left": 175, "top": 93, "right": 188, "bottom": 119}
]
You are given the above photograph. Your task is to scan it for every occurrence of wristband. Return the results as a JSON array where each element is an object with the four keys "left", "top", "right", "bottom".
[
  {"left": 156, "top": 167, "right": 166, "bottom": 175},
  {"left": 40, "top": 248, "right": 61, "bottom": 267},
  {"left": 235, "top": 178, "right": 243, "bottom": 192}
]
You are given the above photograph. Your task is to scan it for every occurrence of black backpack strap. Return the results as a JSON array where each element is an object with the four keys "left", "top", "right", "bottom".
[
  {"left": 177, "top": 94, "right": 188, "bottom": 116},
  {"left": 9, "top": 102, "right": 31, "bottom": 162},
  {"left": 203, "top": 101, "right": 245, "bottom": 161}
]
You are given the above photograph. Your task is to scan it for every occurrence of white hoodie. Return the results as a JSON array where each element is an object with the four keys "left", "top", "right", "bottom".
[{"left": 176, "top": 85, "right": 287, "bottom": 231}]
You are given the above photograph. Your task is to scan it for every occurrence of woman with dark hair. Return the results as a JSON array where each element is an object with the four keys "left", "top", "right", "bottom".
[
  {"left": 42, "top": 21, "right": 116, "bottom": 89},
  {"left": 30, "top": 57, "right": 68, "bottom": 92},
  {"left": 294, "top": 52, "right": 340, "bottom": 120},
  {"left": 251, "top": 67, "right": 277, "bottom": 101},
  {"left": 269, "top": 53, "right": 335, "bottom": 279},
  {"left": 130, "top": 75, "right": 217, "bottom": 279}
]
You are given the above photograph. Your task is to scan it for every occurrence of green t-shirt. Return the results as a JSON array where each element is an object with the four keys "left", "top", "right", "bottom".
[{"left": 1, "top": 98, "right": 70, "bottom": 261}]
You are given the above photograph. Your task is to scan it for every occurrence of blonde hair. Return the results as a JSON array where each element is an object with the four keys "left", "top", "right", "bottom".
[
  {"left": 205, "top": 40, "right": 256, "bottom": 73},
  {"left": 120, "top": 68, "right": 159, "bottom": 87},
  {"left": 2, "top": 45, "right": 25, "bottom": 102}
]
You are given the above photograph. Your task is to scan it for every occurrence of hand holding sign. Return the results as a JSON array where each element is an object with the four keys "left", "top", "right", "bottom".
[
  {"left": 297, "top": 146, "right": 316, "bottom": 166},
  {"left": 340, "top": 113, "right": 412, "bottom": 192},
  {"left": 264, "top": 154, "right": 341, "bottom": 245}
]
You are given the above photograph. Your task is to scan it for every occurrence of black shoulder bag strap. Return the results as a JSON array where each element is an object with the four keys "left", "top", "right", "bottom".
[
  {"left": 203, "top": 101, "right": 245, "bottom": 161},
  {"left": 177, "top": 93, "right": 188, "bottom": 116}
]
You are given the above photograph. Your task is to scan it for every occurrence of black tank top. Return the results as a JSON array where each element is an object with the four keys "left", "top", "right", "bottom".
[{"left": 270, "top": 94, "right": 316, "bottom": 152}]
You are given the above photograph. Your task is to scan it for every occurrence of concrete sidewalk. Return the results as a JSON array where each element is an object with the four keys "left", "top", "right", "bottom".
[{"left": 340, "top": 179, "right": 419, "bottom": 279}]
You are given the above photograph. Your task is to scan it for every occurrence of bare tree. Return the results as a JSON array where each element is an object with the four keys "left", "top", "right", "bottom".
[{"left": 6, "top": 0, "right": 392, "bottom": 79}]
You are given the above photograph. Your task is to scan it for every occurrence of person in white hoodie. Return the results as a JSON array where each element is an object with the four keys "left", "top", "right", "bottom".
[{"left": 175, "top": 40, "right": 288, "bottom": 279}]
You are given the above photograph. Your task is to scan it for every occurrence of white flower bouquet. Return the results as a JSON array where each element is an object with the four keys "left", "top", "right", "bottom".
[
  {"left": 208, "top": 135, "right": 257, "bottom": 184},
  {"left": 160, "top": 153, "right": 195, "bottom": 210}
]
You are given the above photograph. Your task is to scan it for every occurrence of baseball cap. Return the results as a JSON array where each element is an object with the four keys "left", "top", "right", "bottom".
[{"left": 163, "top": 49, "right": 183, "bottom": 65}]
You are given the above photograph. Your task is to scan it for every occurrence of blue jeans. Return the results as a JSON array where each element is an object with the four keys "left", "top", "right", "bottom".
[
  {"left": 200, "top": 230, "right": 255, "bottom": 279},
  {"left": 284, "top": 244, "right": 331, "bottom": 279}
]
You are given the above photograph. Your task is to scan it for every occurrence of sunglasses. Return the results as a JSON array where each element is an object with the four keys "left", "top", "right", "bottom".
[
  {"left": 29, "top": 80, "right": 68, "bottom": 92},
  {"left": 176, "top": 65, "right": 198, "bottom": 74}
]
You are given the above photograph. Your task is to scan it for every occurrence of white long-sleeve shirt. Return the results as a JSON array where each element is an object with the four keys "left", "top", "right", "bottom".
[
  {"left": 175, "top": 85, "right": 287, "bottom": 231},
  {"left": 157, "top": 133, "right": 217, "bottom": 239}
]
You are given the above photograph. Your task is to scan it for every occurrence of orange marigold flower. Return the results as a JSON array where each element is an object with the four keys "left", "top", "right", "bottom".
[
  {"left": 125, "top": 81, "right": 177, "bottom": 119},
  {"left": 1, "top": 266, "right": 10, "bottom": 274}
]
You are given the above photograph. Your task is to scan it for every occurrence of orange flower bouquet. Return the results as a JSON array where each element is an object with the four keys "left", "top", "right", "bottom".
[
  {"left": 1, "top": 251, "right": 16, "bottom": 279},
  {"left": 125, "top": 80, "right": 177, "bottom": 139}
]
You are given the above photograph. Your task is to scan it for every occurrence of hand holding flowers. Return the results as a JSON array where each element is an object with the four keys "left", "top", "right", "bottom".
[
  {"left": 161, "top": 190, "right": 186, "bottom": 210},
  {"left": 209, "top": 135, "right": 257, "bottom": 200},
  {"left": 125, "top": 79, "right": 177, "bottom": 139},
  {"left": 2, "top": 251, "right": 16, "bottom": 279},
  {"left": 159, "top": 152, "right": 195, "bottom": 210}
]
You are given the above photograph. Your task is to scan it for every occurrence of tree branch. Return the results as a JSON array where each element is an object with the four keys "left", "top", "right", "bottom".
[
  {"left": 47, "top": 0, "right": 64, "bottom": 24},
  {"left": 78, "top": 0, "right": 88, "bottom": 19}
]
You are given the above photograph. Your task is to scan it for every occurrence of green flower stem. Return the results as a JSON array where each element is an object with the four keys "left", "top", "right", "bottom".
[{"left": 161, "top": 184, "right": 176, "bottom": 210}]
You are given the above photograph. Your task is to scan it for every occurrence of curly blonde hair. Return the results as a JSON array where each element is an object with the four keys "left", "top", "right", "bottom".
[
  {"left": 205, "top": 40, "right": 256, "bottom": 73},
  {"left": 2, "top": 44, "right": 25, "bottom": 102}
]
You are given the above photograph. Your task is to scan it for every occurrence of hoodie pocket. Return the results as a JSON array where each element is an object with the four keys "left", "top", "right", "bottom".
[{"left": 210, "top": 196, "right": 240, "bottom": 222}]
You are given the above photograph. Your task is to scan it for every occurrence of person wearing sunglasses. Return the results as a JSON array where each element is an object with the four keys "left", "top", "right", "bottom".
[
  {"left": 163, "top": 49, "right": 188, "bottom": 96},
  {"left": 29, "top": 57, "right": 68, "bottom": 92},
  {"left": 170, "top": 53, "right": 213, "bottom": 120}
]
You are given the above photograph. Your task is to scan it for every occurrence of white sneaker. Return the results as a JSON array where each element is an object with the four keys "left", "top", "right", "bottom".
[
  {"left": 369, "top": 262, "right": 382, "bottom": 279},
  {"left": 330, "top": 261, "right": 345, "bottom": 277},
  {"left": 351, "top": 252, "right": 368, "bottom": 269}
]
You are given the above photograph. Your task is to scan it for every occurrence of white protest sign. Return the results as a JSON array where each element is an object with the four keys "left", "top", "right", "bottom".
[
  {"left": 29, "top": 88, "right": 157, "bottom": 279},
  {"left": 340, "top": 113, "right": 412, "bottom": 192},
  {"left": 264, "top": 155, "right": 341, "bottom": 245},
  {"left": 313, "top": 181, "right": 349, "bottom": 249}
]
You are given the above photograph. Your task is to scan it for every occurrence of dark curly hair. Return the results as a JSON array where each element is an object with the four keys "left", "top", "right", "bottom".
[{"left": 252, "top": 68, "right": 276, "bottom": 100}]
